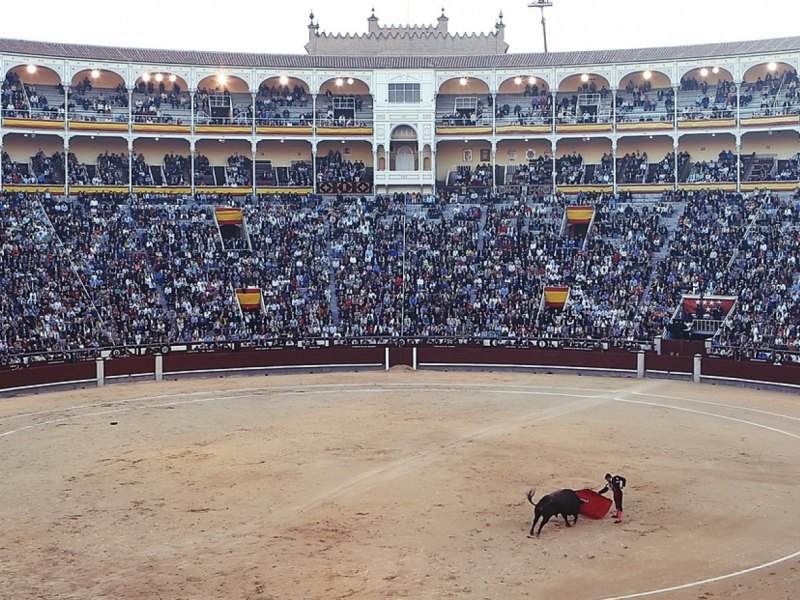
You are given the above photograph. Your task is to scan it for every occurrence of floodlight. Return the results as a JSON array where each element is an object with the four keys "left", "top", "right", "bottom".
[
  {"left": 768, "top": 62, "right": 777, "bottom": 72},
  {"left": 168, "top": 74, "right": 177, "bottom": 83},
  {"left": 712, "top": 66, "right": 720, "bottom": 74},
  {"left": 279, "top": 75, "right": 289, "bottom": 85},
  {"left": 155, "top": 73, "right": 164, "bottom": 82},
  {"left": 91, "top": 69, "right": 101, "bottom": 79},
  {"left": 643, "top": 70, "right": 652, "bottom": 80},
  {"left": 514, "top": 76, "right": 522, "bottom": 85},
  {"left": 336, "top": 77, "right": 344, "bottom": 86},
  {"left": 347, "top": 77, "right": 354, "bottom": 85},
  {"left": 459, "top": 77, "right": 468, "bottom": 86},
  {"left": 142, "top": 72, "right": 151, "bottom": 82},
  {"left": 581, "top": 74, "right": 589, "bottom": 83},
  {"left": 26, "top": 64, "right": 37, "bottom": 74},
  {"left": 700, "top": 68, "right": 709, "bottom": 77}
]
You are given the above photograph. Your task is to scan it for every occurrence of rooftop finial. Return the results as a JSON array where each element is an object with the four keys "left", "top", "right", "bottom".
[
  {"left": 440, "top": 7, "right": 447, "bottom": 19},
  {"left": 496, "top": 10, "right": 504, "bottom": 27}
]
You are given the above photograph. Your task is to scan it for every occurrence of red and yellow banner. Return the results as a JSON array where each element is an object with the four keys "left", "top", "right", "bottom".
[
  {"left": 616, "top": 121, "right": 673, "bottom": 132},
  {"left": 679, "top": 182, "right": 736, "bottom": 192},
  {"left": 2, "top": 117, "right": 64, "bottom": 130},
  {"left": 195, "top": 125, "right": 251, "bottom": 135},
  {"left": 236, "top": 288, "right": 262, "bottom": 311},
  {"left": 436, "top": 126, "right": 493, "bottom": 136},
  {"left": 740, "top": 181, "right": 799, "bottom": 192},
  {"left": 566, "top": 206, "right": 594, "bottom": 224},
  {"left": 132, "top": 123, "right": 190, "bottom": 134},
  {"left": 69, "top": 121, "right": 128, "bottom": 132},
  {"left": 256, "top": 126, "right": 313, "bottom": 136},
  {"left": 677, "top": 119, "right": 735, "bottom": 130},
  {"left": 544, "top": 286, "right": 570, "bottom": 309},
  {"left": 133, "top": 186, "right": 191, "bottom": 195},
  {"left": 618, "top": 184, "right": 673, "bottom": 193},
  {"left": 556, "top": 123, "right": 612, "bottom": 133},
  {"left": 740, "top": 115, "right": 798, "bottom": 128},
  {"left": 3, "top": 184, "right": 65, "bottom": 193},
  {"left": 255, "top": 186, "right": 313, "bottom": 195},
  {"left": 215, "top": 207, "right": 243, "bottom": 225},
  {"left": 196, "top": 186, "right": 251, "bottom": 195},
  {"left": 558, "top": 185, "right": 612, "bottom": 195},
  {"left": 317, "top": 127, "right": 373, "bottom": 136},
  {"left": 495, "top": 124, "right": 551, "bottom": 135}
]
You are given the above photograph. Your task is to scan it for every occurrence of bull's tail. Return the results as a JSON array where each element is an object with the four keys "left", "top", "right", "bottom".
[{"left": 527, "top": 489, "right": 537, "bottom": 506}]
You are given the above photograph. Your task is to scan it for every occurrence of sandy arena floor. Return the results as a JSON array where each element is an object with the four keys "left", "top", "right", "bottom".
[{"left": 0, "top": 370, "right": 799, "bottom": 599}]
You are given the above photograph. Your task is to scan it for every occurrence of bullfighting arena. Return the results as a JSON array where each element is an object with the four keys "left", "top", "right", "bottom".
[{"left": 1, "top": 370, "right": 799, "bottom": 599}]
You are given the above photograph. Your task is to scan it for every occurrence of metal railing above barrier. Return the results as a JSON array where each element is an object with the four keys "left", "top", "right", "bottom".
[{"left": 1, "top": 336, "right": 655, "bottom": 369}]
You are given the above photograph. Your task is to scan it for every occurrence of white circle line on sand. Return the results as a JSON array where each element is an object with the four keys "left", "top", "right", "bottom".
[
  {"left": 632, "top": 390, "right": 800, "bottom": 423},
  {"left": 0, "top": 387, "right": 608, "bottom": 438},
  {"left": 596, "top": 395, "right": 800, "bottom": 600},
  {"left": 0, "top": 381, "right": 625, "bottom": 425}
]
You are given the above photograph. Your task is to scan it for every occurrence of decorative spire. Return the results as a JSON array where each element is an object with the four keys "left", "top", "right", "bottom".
[
  {"left": 439, "top": 7, "right": 447, "bottom": 19},
  {"left": 309, "top": 11, "right": 314, "bottom": 24},
  {"left": 496, "top": 10, "right": 505, "bottom": 28},
  {"left": 367, "top": 7, "right": 379, "bottom": 33}
]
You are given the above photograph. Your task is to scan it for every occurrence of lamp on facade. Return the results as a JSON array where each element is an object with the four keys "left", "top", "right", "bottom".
[
  {"left": 155, "top": 73, "right": 164, "bottom": 83},
  {"left": 91, "top": 69, "right": 101, "bottom": 79},
  {"left": 643, "top": 70, "right": 652, "bottom": 80},
  {"left": 768, "top": 61, "right": 777, "bottom": 72},
  {"left": 279, "top": 75, "right": 289, "bottom": 85},
  {"left": 142, "top": 72, "right": 151, "bottom": 82},
  {"left": 26, "top": 64, "right": 37, "bottom": 74},
  {"left": 459, "top": 77, "right": 468, "bottom": 86},
  {"left": 168, "top": 74, "right": 177, "bottom": 83},
  {"left": 700, "top": 68, "right": 709, "bottom": 77},
  {"left": 581, "top": 74, "right": 589, "bottom": 83},
  {"left": 336, "top": 77, "right": 344, "bottom": 87}
]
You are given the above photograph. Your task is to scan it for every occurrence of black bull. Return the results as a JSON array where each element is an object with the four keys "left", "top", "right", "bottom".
[{"left": 527, "top": 489, "right": 586, "bottom": 537}]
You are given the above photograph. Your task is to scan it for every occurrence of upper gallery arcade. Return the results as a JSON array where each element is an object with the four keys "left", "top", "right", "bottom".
[{"left": 1, "top": 10, "right": 800, "bottom": 195}]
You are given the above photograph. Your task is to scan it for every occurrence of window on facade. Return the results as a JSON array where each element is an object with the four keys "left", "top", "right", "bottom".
[{"left": 388, "top": 83, "right": 420, "bottom": 103}]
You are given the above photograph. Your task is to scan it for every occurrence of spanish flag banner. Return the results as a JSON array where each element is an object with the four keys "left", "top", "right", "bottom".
[
  {"left": 544, "top": 286, "right": 570, "bottom": 309},
  {"left": 236, "top": 288, "right": 262, "bottom": 311},
  {"left": 566, "top": 206, "right": 594, "bottom": 224},
  {"left": 215, "top": 207, "right": 243, "bottom": 226}
]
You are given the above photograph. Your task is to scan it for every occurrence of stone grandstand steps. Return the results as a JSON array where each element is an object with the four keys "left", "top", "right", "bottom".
[
  {"left": 640, "top": 200, "right": 686, "bottom": 303},
  {"left": 212, "top": 166, "right": 226, "bottom": 185},
  {"left": 149, "top": 165, "right": 164, "bottom": 186},
  {"left": 125, "top": 202, "right": 175, "bottom": 318},
  {"left": 324, "top": 204, "right": 340, "bottom": 325},
  {"left": 36, "top": 196, "right": 108, "bottom": 332}
]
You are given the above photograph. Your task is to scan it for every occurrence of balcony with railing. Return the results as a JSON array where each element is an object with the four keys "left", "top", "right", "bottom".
[
  {"left": 315, "top": 94, "right": 373, "bottom": 136},
  {"left": 435, "top": 94, "right": 492, "bottom": 135}
]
